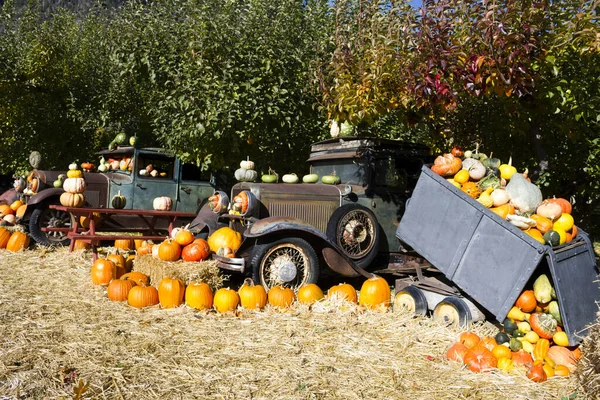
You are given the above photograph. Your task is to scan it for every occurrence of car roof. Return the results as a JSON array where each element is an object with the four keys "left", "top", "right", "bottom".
[{"left": 308, "top": 136, "right": 430, "bottom": 162}]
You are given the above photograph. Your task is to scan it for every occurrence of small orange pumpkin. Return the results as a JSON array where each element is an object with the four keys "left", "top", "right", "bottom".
[
  {"left": 268, "top": 285, "right": 296, "bottom": 308},
  {"left": 107, "top": 277, "right": 136, "bottom": 302},
  {"left": 297, "top": 283, "right": 324, "bottom": 305},
  {"left": 114, "top": 238, "right": 134, "bottom": 251},
  {"left": 174, "top": 229, "right": 195, "bottom": 246},
  {"left": 459, "top": 332, "right": 481, "bottom": 349},
  {"left": 181, "top": 241, "right": 210, "bottom": 262},
  {"left": 461, "top": 181, "right": 481, "bottom": 199},
  {"left": 238, "top": 278, "right": 268, "bottom": 310},
  {"left": 463, "top": 345, "right": 497, "bottom": 372},
  {"left": 207, "top": 227, "right": 242, "bottom": 253},
  {"left": 107, "top": 253, "right": 127, "bottom": 278},
  {"left": 0, "top": 227, "right": 11, "bottom": 249},
  {"left": 91, "top": 258, "right": 116, "bottom": 286},
  {"left": 127, "top": 284, "right": 159, "bottom": 308},
  {"left": 158, "top": 239, "right": 182, "bottom": 261},
  {"left": 446, "top": 342, "right": 469, "bottom": 363},
  {"left": 185, "top": 282, "right": 214, "bottom": 310},
  {"left": 358, "top": 275, "right": 391, "bottom": 310},
  {"left": 527, "top": 363, "right": 547, "bottom": 382},
  {"left": 6, "top": 231, "right": 30, "bottom": 252},
  {"left": 213, "top": 287, "right": 240, "bottom": 313},
  {"left": 327, "top": 283, "right": 358, "bottom": 303},
  {"left": 515, "top": 290, "right": 537, "bottom": 313},
  {"left": 158, "top": 277, "right": 185, "bottom": 308},
  {"left": 121, "top": 271, "right": 150, "bottom": 286}
]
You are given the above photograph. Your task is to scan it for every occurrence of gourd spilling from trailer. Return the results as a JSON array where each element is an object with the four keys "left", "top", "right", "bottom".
[{"left": 396, "top": 165, "right": 600, "bottom": 345}]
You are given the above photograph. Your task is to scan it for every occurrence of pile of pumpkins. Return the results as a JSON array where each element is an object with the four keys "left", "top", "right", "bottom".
[
  {"left": 432, "top": 146, "right": 577, "bottom": 247},
  {"left": 233, "top": 157, "right": 340, "bottom": 185},
  {"left": 0, "top": 226, "right": 30, "bottom": 251},
  {"left": 0, "top": 200, "right": 27, "bottom": 226},
  {"left": 58, "top": 163, "right": 87, "bottom": 208},
  {"left": 446, "top": 273, "right": 580, "bottom": 382}
]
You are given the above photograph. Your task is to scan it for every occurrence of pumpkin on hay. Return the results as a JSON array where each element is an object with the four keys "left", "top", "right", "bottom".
[
  {"left": 121, "top": 271, "right": 150, "bottom": 286},
  {"left": 463, "top": 345, "right": 497, "bottom": 372},
  {"left": 238, "top": 278, "right": 268, "bottom": 310},
  {"left": 358, "top": 275, "right": 391, "bottom": 310},
  {"left": 268, "top": 286, "right": 295, "bottom": 308},
  {"left": 107, "top": 277, "right": 137, "bottom": 302},
  {"left": 158, "top": 239, "right": 182, "bottom": 261},
  {"left": 6, "top": 231, "right": 30, "bottom": 252},
  {"left": 107, "top": 252, "right": 127, "bottom": 278},
  {"left": 0, "top": 227, "right": 11, "bottom": 249},
  {"left": 207, "top": 227, "right": 242, "bottom": 253},
  {"left": 185, "top": 282, "right": 213, "bottom": 310},
  {"left": 327, "top": 283, "right": 357, "bottom": 303},
  {"left": 91, "top": 258, "right": 116, "bottom": 286},
  {"left": 114, "top": 238, "right": 134, "bottom": 251},
  {"left": 174, "top": 229, "right": 195, "bottom": 247},
  {"left": 213, "top": 287, "right": 240, "bottom": 313},
  {"left": 459, "top": 332, "right": 481, "bottom": 349},
  {"left": 446, "top": 342, "right": 469, "bottom": 363},
  {"left": 297, "top": 283, "right": 324, "bottom": 305},
  {"left": 158, "top": 277, "right": 185, "bottom": 309},
  {"left": 127, "top": 284, "right": 159, "bottom": 309},
  {"left": 181, "top": 240, "right": 210, "bottom": 262}
]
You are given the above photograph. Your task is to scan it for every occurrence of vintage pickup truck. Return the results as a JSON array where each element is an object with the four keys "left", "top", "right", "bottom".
[{"left": 0, "top": 146, "right": 219, "bottom": 246}]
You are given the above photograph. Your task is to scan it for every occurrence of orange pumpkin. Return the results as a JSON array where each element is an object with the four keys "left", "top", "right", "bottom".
[
  {"left": 213, "top": 287, "right": 240, "bottom": 313},
  {"left": 527, "top": 363, "right": 547, "bottom": 382},
  {"left": 358, "top": 275, "right": 391, "bottom": 310},
  {"left": 185, "top": 282, "right": 214, "bottom": 310},
  {"left": 0, "top": 204, "right": 13, "bottom": 216},
  {"left": 174, "top": 229, "right": 195, "bottom": 246},
  {"left": 181, "top": 241, "right": 210, "bottom": 262},
  {"left": 15, "top": 204, "right": 27, "bottom": 219},
  {"left": 268, "top": 285, "right": 296, "bottom": 308},
  {"left": 554, "top": 364, "right": 570, "bottom": 377},
  {"left": 459, "top": 332, "right": 481, "bottom": 349},
  {"left": 232, "top": 191, "right": 250, "bottom": 214},
  {"left": 479, "top": 336, "right": 497, "bottom": 351},
  {"left": 461, "top": 181, "right": 481, "bottom": 199},
  {"left": 107, "top": 277, "right": 136, "bottom": 302},
  {"left": 238, "top": 278, "right": 268, "bottom": 310},
  {"left": 121, "top": 271, "right": 150, "bottom": 286},
  {"left": 463, "top": 345, "right": 497, "bottom": 372},
  {"left": 547, "top": 346, "right": 577, "bottom": 372},
  {"left": 327, "top": 283, "right": 358, "bottom": 304},
  {"left": 490, "top": 203, "right": 515, "bottom": 219},
  {"left": 6, "top": 231, "right": 30, "bottom": 252},
  {"left": 0, "top": 227, "right": 12, "bottom": 249},
  {"left": 127, "top": 284, "right": 159, "bottom": 308},
  {"left": 446, "top": 342, "right": 469, "bottom": 363},
  {"left": 546, "top": 197, "right": 572, "bottom": 214},
  {"left": 91, "top": 258, "right": 116, "bottom": 286},
  {"left": 158, "top": 239, "right": 182, "bottom": 261},
  {"left": 107, "top": 253, "right": 127, "bottom": 278},
  {"left": 492, "top": 344, "right": 512, "bottom": 360},
  {"left": 511, "top": 349, "right": 533, "bottom": 369},
  {"left": 515, "top": 290, "right": 537, "bottom": 313},
  {"left": 72, "top": 240, "right": 91, "bottom": 251},
  {"left": 158, "top": 277, "right": 185, "bottom": 308},
  {"left": 9, "top": 200, "right": 23, "bottom": 212},
  {"left": 114, "top": 238, "right": 134, "bottom": 251},
  {"left": 207, "top": 227, "right": 242, "bottom": 253},
  {"left": 297, "top": 283, "right": 324, "bottom": 305}
]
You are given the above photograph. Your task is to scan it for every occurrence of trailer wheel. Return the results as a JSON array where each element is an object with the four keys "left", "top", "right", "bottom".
[
  {"left": 250, "top": 237, "right": 319, "bottom": 291},
  {"left": 326, "top": 204, "right": 380, "bottom": 269},
  {"left": 393, "top": 286, "right": 428, "bottom": 317},
  {"left": 432, "top": 296, "right": 472, "bottom": 327}
]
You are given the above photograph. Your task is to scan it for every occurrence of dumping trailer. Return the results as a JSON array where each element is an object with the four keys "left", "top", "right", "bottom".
[{"left": 396, "top": 165, "right": 600, "bottom": 346}]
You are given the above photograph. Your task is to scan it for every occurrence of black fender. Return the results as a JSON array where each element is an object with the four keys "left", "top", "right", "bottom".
[
  {"left": 243, "top": 216, "right": 370, "bottom": 278},
  {"left": 26, "top": 188, "right": 64, "bottom": 207},
  {"left": 187, "top": 203, "right": 228, "bottom": 236}
]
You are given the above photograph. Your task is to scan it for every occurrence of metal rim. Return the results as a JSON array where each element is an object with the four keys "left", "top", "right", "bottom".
[
  {"left": 432, "top": 296, "right": 472, "bottom": 327},
  {"left": 393, "top": 286, "right": 428, "bottom": 316},
  {"left": 259, "top": 243, "right": 311, "bottom": 290},
  {"left": 40, "top": 208, "right": 71, "bottom": 244},
  {"left": 335, "top": 209, "right": 376, "bottom": 259}
]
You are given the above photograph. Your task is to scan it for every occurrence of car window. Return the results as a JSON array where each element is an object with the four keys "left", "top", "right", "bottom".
[
  {"left": 137, "top": 154, "right": 175, "bottom": 179},
  {"left": 181, "top": 163, "right": 211, "bottom": 181},
  {"left": 374, "top": 156, "right": 422, "bottom": 189}
]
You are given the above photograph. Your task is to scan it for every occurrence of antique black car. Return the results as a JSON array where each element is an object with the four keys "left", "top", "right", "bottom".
[{"left": 189, "top": 137, "right": 432, "bottom": 290}]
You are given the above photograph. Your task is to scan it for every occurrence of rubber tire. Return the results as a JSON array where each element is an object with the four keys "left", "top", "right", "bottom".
[
  {"left": 432, "top": 296, "right": 472, "bottom": 327},
  {"left": 326, "top": 204, "right": 380, "bottom": 269},
  {"left": 250, "top": 237, "right": 319, "bottom": 291},
  {"left": 29, "top": 204, "right": 71, "bottom": 247},
  {"left": 393, "top": 285, "right": 428, "bottom": 317}
]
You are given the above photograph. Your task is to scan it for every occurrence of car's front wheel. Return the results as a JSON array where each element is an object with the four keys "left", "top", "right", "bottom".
[
  {"left": 29, "top": 203, "right": 71, "bottom": 246},
  {"left": 249, "top": 237, "right": 319, "bottom": 291}
]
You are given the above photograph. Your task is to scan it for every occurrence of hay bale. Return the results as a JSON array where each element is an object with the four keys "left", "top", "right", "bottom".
[
  {"left": 132, "top": 254, "right": 225, "bottom": 289},
  {"left": 576, "top": 319, "right": 600, "bottom": 398}
]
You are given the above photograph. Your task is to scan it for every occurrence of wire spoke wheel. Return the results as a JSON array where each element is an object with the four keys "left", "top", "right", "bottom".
[
  {"left": 260, "top": 243, "right": 310, "bottom": 290},
  {"left": 30, "top": 205, "right": 71, "bottom": 246},
  {"left": 336, "top": 210, "right": 375, "bottom": 258},
  {"left": 251, "top": 237, "right": 319, "bottom": 292}
]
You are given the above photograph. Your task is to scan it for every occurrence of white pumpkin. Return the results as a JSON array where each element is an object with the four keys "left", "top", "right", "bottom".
[
  {"left": 68, "top": 162, "right": 78, "bottom": 170},
  {"left": 150, "top": 169, "right": 159, "bottom": 177},
  {"left": 282, "top": 173, "right": 299, "bottom": 183},
  {"left": 234, "top": 168, "right": 258, "bottom": 182},
  {"left": 62, "top": 178, "right": 87, "bottom": 194},
  {"left": 3, "top": 214, "right": 16, "bottom": 225},
  {"left": 240, "top": 159, "right": 255, "bottom": 170},
  {"left": 490, "top": 188, "right": 510, "bottom": 207},
  {"left": 153, "top": 196, "right": 173, "bottom": 211}
]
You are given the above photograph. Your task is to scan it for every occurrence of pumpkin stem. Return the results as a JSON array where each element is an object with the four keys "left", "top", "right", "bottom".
[
  {"left": 243, "top": 277, "right": 256, "bottom": 287},
  {"left": 508, "top": 156, "right": 513, "bottom": 166}
]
